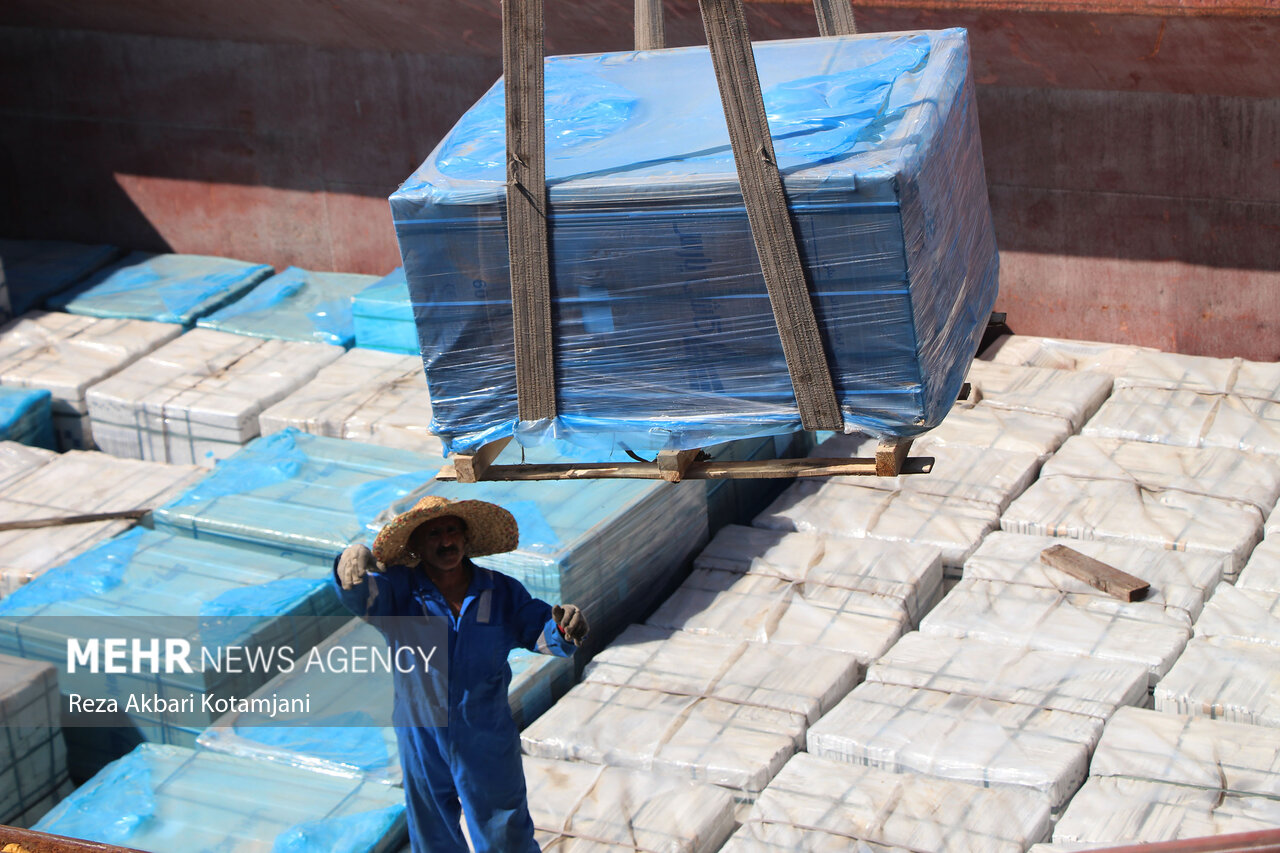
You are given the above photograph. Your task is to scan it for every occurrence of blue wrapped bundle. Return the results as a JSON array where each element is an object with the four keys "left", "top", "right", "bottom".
[
  {"left": 0, "top": 239, "right": 120, "bottom": 320},
  {"left": 0, "top": 387, "right": 53, "bottom": 449},
  {"left": 352, "top": 269, "right": 420, "bottom": 355},
  {"left": 49, "top": 252, "right": 273, "bottom": 326},
  {"left": 391, "top": 29, "right": 998, "bottom": 456},
  {"left": 198, "top": 266, "right": 381, "bottom": 346},
  {"left": 34, "top": 744, "right": 406, "bottom": 852}
]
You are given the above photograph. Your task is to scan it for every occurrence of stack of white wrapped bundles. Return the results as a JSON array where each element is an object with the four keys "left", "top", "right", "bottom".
[
  {"left": 86, "top": 328, "right": 343, "bottom": 466},
  {"left": 981, "top": 334, "right": 1157, "bottom": 377},
  {"left": 0, "top": 311, "right": 180, "bottom": 450},
  {"left": 966, "top": 531, "right": 1228, "bottom": 621},
  {"left": 806, "top": 681, "right": 1103, "bottom": 811},
  {"left": 1239, "top": 512, "right": 1280, "bottom": 592},
  {"left": 1002, "top": 435, "right": 1280, "bottom": 580},
  {"left": 1084, "top": 351, "right": 1280, "bottom": 457},
  {"left": 0, "top": 441, "right": 54, "bottom": 489},
  {"left": 0, "top": 653, "right": 69, "bottom": 827},
  {"left": 259, "top": 347, "right": 441, "bottom": 455},
  {"left": 723, "top": 753, "right": 1052, "bottom": 852},
  {"left": 521, "top": 625, "right": 859, "bottom": 796},
  {"left": 1052, "top": 707, "right": 1280, "bottom": 845},
  {"left": 0, "top": 451, "right": 202, "bottom": 595},
  {"left": 965, "top": 361, "right": 1113, "bottom": 432},
  {"left": 914, "top": 397, "right": 1073, "bottom": 460}
]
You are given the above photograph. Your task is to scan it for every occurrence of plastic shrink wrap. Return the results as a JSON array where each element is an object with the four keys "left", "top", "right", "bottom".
[
  {"left": 0, "top": 387, "right": 53, "bottom": 449},
  {"left": 1193, "top": 582, "right": 1280, "bottom": 647},
  {"left": 1052, "top": 777, "right": 1280, "bottom": 846},
  {"left": 0, "top": 311, "right": 181, "bottom": 450},
  {"left": 921, "top": 579, "right": 1190, "bottom": 687},
  {"left": 866, "top": 632, "right": 1149, "bottom": 719},
  {"left": 806, "top": 681, "right": 1101, "bottom": 811},
  {"left": 352, "top": 269, "right": 419, "bottom": 356},
  {"left": 720, "top": 825, "right": 914, "bottom": 853},
  {"left": 258, "top": 348, "right": 441, "bottom": 455},
  {"left": 85, "top": 329, "right": 344, "bottom": 466},
  {"left": 918, "top": 403, "right": 1072, "bottom": 459},
  {"left": 0, "top": 653, "right": 69, "bottom": 827},
  {"left": 693, "top": 524, "right": 943, "bottom": 624},
  {"left": 1115, "top": 351, "right": 1280, "bottom": 399},
  {"left": 48, "top": 252, "right": 273, "bottom": 326},
  {"left": 734, "top": 752, "right": 1051, "bottom": 853},
  {"left": 0, "top": 442, "right": 55, "bottom": 490},
  {"left": 1239, "top": 535, "right": 1280, "bottom": 592},
  {"left": 645, "top": 568, "right": 907, "bottom": 664},
  {"left": 390, "top": 29, "right": 998, "bottom": 456},
  {"left": 1155, "top": 636, "right": 1280, "bottom": 727},
  {"left": 196, "top": 266, "right": 378, "bottom": 346},
  {"left": 965, "top": 532, "right": 1226, "bottom": 621},
  {"left": 963, "top": 362, "right": 1112, "bottom": 432},
  {"left": 0, "top": 451, "right": 203, "bottom": 595},
  {"left": 33, "top": 744, "right": 406, "bottom": 852},
  {"left": 526, "top": 757, "right": 736, "bottom": 853},
  {"left": 980, "top": 335, "right": 1158, "bottom": 377},
  {"left": 1084, "top": 386, "right": 1280, "bottom": 457},
  {"left": 0, "top": 239, "right": 120, "bottom": 319}
]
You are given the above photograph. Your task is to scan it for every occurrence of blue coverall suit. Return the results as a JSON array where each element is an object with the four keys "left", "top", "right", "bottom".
[{"left": 332, "top": 557, "right": 575, "bottom": 852}]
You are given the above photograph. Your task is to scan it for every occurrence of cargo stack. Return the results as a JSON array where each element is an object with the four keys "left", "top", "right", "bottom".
[
  {"left": 352, "top": 269, "right": 418, "bottom": 356},
  {"left": 0, "top": 239, "right": 120, "bottom": 321},
  {"left": 197, "top": 266, "right": 380, "bottom": 346},
  {"left": 981, "top": 334, "right": 1158, "bottom": 377},
  {"left": 0, "top": 653, "right": 70, "bottom": 828},
  {"left": 0, "top": 387, "right": 52, "bottom": 448}
]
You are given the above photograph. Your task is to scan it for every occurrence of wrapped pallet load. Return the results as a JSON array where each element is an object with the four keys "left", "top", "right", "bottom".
[
  {"left": 0, "top": 386, "right": 53, "bottom": 449},
  {"left": 197, "top": 266, "right": 380, "bottom": 346},
  {"left": 0, "top": 653, "right": 70, "bottom": 828},
  {"left": 1155, "top": 636, "right": 1280, "bottom": 728},
  {"left": 980, "top": 334, "right": 1157, "bottom": 377},
  {"left": 352, "top": 269, "right": 419, "bottom": 356},
  {"left": 389, "top": 29, "right": 998, "bottom": 457},
  {"left": 0, "top": 239, "right": 120, "bottom": 320}
]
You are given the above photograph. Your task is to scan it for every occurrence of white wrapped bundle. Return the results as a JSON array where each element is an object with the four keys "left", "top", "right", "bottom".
[
  {"left": 920, "top": 579, "right": 1190, "bottom": 686},
  {"left": 919, "top": 403, "right": 1071, "bottom": 459},
  {"left": 1116, "top": 351, "right": 1280, "bottom": 401},
  {"left": 1154, "top": 636, "right": 1280, "bottom": 727},
  {"left": 0, "top": 441, "right": 54, "bottom": 490},
  {"left": 0, "top": 450, "right": 203, "bottom": 594},
  {"left": 806, "top": 682, "right": 1102, "bottom": 810},
  {"left": 583, "top": 625, "right": 859, "bottom": 725},
  {"left": 693, "top": 525, "right": 943, "bottom": 624},
  {"left": 814, "top": 433, "right": 1041, "bottom": 512},
  {"left": 1000, "top": 475, "right": 1263, "bottom": 577},
  {"left": 737, "top": 753, "right": 1052, "bottom": 853},
  {"left": 646, "top": 569, "right": 907, "bottom": 664},
  {"left": 1091, "top": 706, "right": 1280, "bottom": 797},
  {"left": 756, "top": 480, "right": 998, "bottom": 570},
  {"left": 526, "top": 757, "right": 736, "bottom": 853},
  {"left": 1194, "top": 583, "right": 1280, "bottom": 647},
  {"left": 520, "top": 681, "right": 804, "bottom": 793},
  {"left": 0, "top": 311, "right": 180, "bottom": 450},
  {"left": 964, "top": 361, "right": 1113, "bottom": 431},
  {"left": 981, "top": 334, "right": 1157, "bottom": 376},
  {"left": 86, "top": 329, "right": 344, "bottom": 466},
  {"left": 1052, "top": 777, "right": 1280, "bottom": 845},
  {"left": 867, "top": 633, "right": 1148, "bottom": 719},
  {"left": 1269, "top": 504, "right": 1280, "bottom": 536},
  {"left": 1239, "top": 536, "right": 1280, "bottom": 593},
  {"left": 1083, "top": 386, "right": 1280, "bottom": 457},
  {"left": 258, "top": 348, "right": 441, "bottom": 455},
  {"left": 0, "top": 653, "right": 68, "bottom": 826},
  {"left": 965, "top": 532, "right": 1225, "bottom": 620},
  {"left": 720, "top": 822, "right": 913, "bottom": 852}
]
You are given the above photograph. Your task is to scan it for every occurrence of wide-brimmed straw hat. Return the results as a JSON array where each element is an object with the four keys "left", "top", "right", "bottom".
[{"left": 371, "top": 495, "right": 518, "bottom": 565}]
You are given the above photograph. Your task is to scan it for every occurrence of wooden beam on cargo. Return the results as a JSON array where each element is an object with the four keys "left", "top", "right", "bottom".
[
  {"left": 635, "top": 0, "right": 666, "bottom": 49},
  {"left": 436, "top": 454, "right": 934, "bottom": 482},
  {"left": 450, "top": 437, "right": 513, "bottom": 484},
  {"left": 698, "top": 0, "right": 843, "bottom": 433},
  {"left": 0, "top": 825, "right": 149, "bottom": 853},
  {"left": 1041, "top": 544, "right": 1151, "bottom": 601},
  {"left": 812, "top": 0, "right": 857, "bottom": 36},
  {"left": 656, "top": 448, "right": 704, "bottom": 482},
  {"left": 874, "top": 438, "right": 913, "bottom": 476},
  {"left": 0, "top": 509, "right": 150, "bottom": 531}
]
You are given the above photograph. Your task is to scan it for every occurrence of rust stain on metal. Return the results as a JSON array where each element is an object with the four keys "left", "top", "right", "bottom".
[
  {"left": 1141, "top": 18, "right": 1167, "bottom": 59},
  {"left": 743, "top": 0, "right": 1280, "bottom": 15}
]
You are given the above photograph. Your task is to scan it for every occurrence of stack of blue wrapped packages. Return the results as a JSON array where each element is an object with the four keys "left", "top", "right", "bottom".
[
  {"left": 197, "top": 266, "right": 381, "bottom": 346},
  {"left": 0, "top": 387, "right": 53, "bottom": 449},
  {"left": 35, "top": 744, "right": 406, "bottom": 852},
  {"left": 48, "top": 252, "right": 274, "bottom": 326},
  {"left": 0, "top": 239, "right": 120, "bottom": 320},
  {"left": 391, "top": 28, "right": 998, "bottom": 457},
  {"left": 352, "top": 269, "right": 420, "bottom": 355}
]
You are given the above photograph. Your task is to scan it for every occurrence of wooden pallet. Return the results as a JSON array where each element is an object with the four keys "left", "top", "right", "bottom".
[{"left": 436, "top": 436, "right": 933, "bottom": 483}]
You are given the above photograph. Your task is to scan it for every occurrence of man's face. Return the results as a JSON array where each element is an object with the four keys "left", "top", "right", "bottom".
[{"left": 409, "top": 515, "right": 467, "bottom": 573}]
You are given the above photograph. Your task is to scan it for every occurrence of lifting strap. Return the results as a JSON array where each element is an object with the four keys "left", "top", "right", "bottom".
[
  {"left": 635, "top": 0, "right": 666, "bottom": 49},
  {"left": 813, "top": 0, "right": 858, "bottom": 37}
]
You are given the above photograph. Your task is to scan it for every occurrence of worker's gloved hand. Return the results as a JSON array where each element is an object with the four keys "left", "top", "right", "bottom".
[
  {"left": 552, "top": 604, "right": 588, "bottom": 646},
  {"left": 337, "top": 544, "right": 380, "bottom": 590}
]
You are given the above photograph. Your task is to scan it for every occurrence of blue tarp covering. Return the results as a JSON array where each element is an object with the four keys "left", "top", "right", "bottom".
[
  {"left": 352, "top": 269, "right": 420, "bottom": 356},
  {"left": 391, "top": 29, "right": 999, "bottom": 456},
  {"left": 198, "top": 266, "right": 381, "bottom": 346},
  {"left": 48, "top": 252, "right": 273, "bottom": 326},
  {"left": 0, "top": 387, "right": 53, "bottom": 449},
  {"left": 0, "top": 239, "right": 120, "bottom": 320}
]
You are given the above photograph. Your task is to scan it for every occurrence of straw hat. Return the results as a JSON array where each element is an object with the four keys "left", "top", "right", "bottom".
[{"left": 371, "top": 495, "right": 518, "bottom": 565}]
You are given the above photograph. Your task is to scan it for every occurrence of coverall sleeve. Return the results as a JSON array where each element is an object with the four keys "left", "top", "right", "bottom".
[
  {"left": 507, "top": 577, "right": 576, "bottom": 657},
  {"left": 330, "top": 554, "right": 396, "bottom": 621}
]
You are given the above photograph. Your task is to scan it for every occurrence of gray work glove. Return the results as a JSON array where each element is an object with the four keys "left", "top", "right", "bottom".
[
  {"left": 337, "top": 544, "right": 380, "bottom": 590},
  {"left": 552, "top": 604, "right": 588, "bottom": 646}
]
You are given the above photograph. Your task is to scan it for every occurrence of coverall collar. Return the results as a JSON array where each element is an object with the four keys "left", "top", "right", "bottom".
[{"left": 412, "top": 558, "right": 493, "bottom": 619}]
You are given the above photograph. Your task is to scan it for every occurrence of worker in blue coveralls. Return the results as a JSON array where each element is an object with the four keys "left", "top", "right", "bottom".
[{"left": 333, "top": 495, "right": 588, "bottom": 852}]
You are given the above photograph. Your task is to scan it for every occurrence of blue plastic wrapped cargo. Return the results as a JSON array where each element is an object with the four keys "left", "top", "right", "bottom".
[
  {"left": 390, "top": 29, "right": 999, "bottom": 456},
  {"left": 48, "top": 252, "right": 274, "bottom": 326},
  {"left": 0, "top": 239, "right": 120, "bottom": 320},
  {"left": 35, "top": 744, "right": 406, "bottom": 852},
  {"left": 352, "top": 269, "right": 421, "bottom": 355},
  {"left": 197, "top": 266, "right": 381, "bottom": 346},
  {"left": 0, "top": 387, "right": 53, "bottom": 449}
]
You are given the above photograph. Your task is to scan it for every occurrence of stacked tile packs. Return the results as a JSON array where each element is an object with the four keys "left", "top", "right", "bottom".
[
  {"left": 86, "top": 328, "right": 344, "bottom": 466},
  {"left": 0, "top": 311, "right": 180, "bottom": 450},
  {"left": 352, "top": 269, "right": 418, "bottom": 356},
  {"left": 0, "top": 652, "right": 70, "bottom": 827},
  {"left": 981, "top": 334, "right": 1158, "bottom": 377},
  {"left": 0, "top": 239, "right": 120, "bottom": 320},
  {"left": 197, "top": 266, "right": 380, "bottom": 347},
  {"left": 0, "top": 386, "right": 52, "bottom": 449}
]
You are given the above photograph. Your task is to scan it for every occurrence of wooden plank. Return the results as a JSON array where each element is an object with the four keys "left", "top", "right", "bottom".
[
  {"left": 875, "top": 438, "right": 913, "bottom": 476},
  {"left": 656, "top": 448, "right": 703, "bottom": 482},
  {"left": 1041, "top": 543, "right": 1151, "bottom": 601},
  {"left": 451, "top": 437, "right": 514, "bottom": 484},
  {"left": 0, "top": 509, "right": 150, "bottom": 532},
  {"left": 812, "top": 0, "right": 857, "bottom": 36},
  {"left": 635, "top": 0, "right": 666, "bottom": 49},
  {"left": 503, "top": 0, "right": 557, "bottom": 421},
  {"left": 698, "top": 0, "right": 842, "bottom": 432},
  {"left": 437, "top": 455, "right": 934, "bottom": 482}
]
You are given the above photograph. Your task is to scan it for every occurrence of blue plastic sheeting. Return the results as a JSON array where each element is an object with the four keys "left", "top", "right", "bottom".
[
  {"left": 35, "top": 744, "right": 406, "bottom": 852},
  {"left": 352, "top": 269, "right": 421, "bottom": 356},
  {"left": 0, "top": 240, "right": 121, "bottom": 320},
  {"left": 0, "top": 387, "right": 54, "bottom": 449},
  {"left": 197, "top": 266, "right": 381, "bottom": 347},
  {"left": 391, "top": 29, "right": 999, "bottom": 456},
  {"left": 48, "top": 252, "right": 274, "bottom": 326}
]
